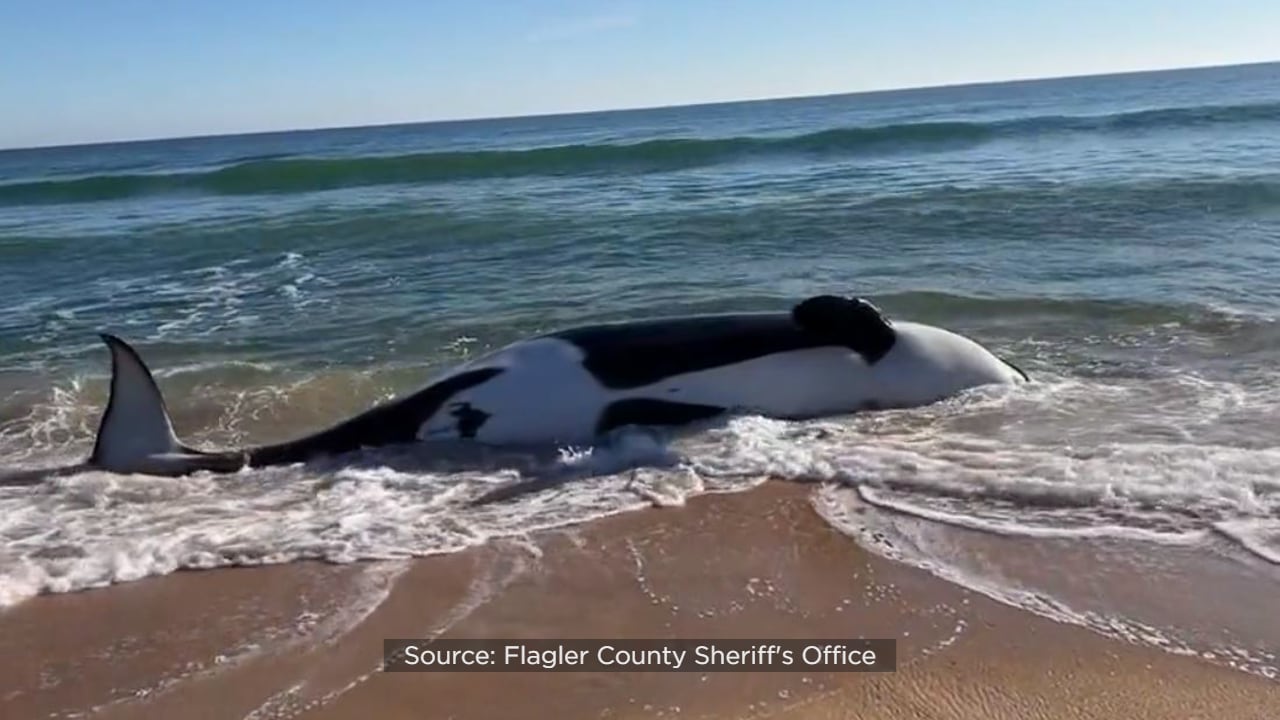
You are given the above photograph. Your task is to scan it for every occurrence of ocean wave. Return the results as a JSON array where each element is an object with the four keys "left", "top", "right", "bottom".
[
  {"left": 0, "top": 129, "right": 972, "bottom": 205},
  {"left": 815, "top": 491, "right": 1280, "bottom": 681},
  {"left": 2, "top": 100, "right": 1277, "bottom": 206},
  {"left": 869, "top": 291, "right": 1278, "bottom": 333},
  {"left": 859, "top": 176, "right": 1280, "bottom": 217}
]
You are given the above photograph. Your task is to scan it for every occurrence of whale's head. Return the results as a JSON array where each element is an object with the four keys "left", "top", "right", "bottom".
[
  {"left": 872, "top": 319, "right": 1028, "bottom": 405},
  {"left": 790, "top": 295, "right": 1025, "bottom": 409}
]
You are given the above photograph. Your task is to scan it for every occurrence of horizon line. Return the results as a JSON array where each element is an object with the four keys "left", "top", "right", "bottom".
[{"left": 3, "top": 57, "right": 1277, "bottom": 153}]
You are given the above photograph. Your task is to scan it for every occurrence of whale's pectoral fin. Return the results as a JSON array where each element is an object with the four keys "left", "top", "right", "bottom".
[
  {"left": 791, "top": 295, "right": 897, "bottom": 364},
  {"left": 90, "top": 334, "right": 245, "bottom": 476},
  {"left": 595, "top": 398, "right": 727, "bottom": 435}
]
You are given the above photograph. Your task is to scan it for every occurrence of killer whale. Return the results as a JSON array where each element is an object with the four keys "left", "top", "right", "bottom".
[{"left": 87, "top": 295, "right": 1028, "bottom": 477}]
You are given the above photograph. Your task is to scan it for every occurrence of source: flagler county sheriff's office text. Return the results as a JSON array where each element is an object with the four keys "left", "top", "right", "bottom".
[{"left": 383, "top": 639, "right": 897, "bottom": 672}]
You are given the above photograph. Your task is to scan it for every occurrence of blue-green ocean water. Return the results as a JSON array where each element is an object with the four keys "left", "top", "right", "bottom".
[
  {"left": 3, "top": 62, "right": 1278, "bottom": 375},
  {"left": 1, "top": 64, "right": 1279, "bottom": 668}
]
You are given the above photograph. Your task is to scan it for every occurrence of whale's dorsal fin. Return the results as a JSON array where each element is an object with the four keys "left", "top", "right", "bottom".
[
  {"left": 91, "top": 334, "right": 183, "bottom": 467},
  {"left": 90, "top": 335, "right": 245, "bottom": 476},
  {"left": 791, "top": 295, "right": 896, "bottom": 364}
]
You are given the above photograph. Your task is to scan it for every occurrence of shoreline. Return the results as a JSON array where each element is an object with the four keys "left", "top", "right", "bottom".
[{"left": 2, "top": 481, "right": 1277, "bottom": 719}]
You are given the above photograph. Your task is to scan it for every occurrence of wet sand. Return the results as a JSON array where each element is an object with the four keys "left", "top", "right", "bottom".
[{"left": 2, "top": 482, "right": 1276, "bottom": 719}]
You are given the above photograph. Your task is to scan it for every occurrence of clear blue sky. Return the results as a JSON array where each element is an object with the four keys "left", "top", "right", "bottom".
[{"left": 1, "top": 0, "right": 1276, "bottom": 149}]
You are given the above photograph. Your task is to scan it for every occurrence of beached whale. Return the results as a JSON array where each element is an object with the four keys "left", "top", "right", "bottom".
[{"left": 88, "top": 295, "right": 1027, "bottom": 477}]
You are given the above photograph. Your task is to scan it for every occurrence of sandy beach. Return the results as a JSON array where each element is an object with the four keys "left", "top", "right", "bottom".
[{"left": 1, "top": 481, "right": 1275, "bottom": 720}]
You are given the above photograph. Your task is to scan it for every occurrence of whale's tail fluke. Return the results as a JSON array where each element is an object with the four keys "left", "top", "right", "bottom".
[{"left": 90, "top": 334, "right": 246, "bottom": 476}]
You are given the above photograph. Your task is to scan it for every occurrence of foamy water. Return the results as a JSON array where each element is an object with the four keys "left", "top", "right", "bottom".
[{"left": 2, "top": 359, "right": 1277, "bottom": 612}]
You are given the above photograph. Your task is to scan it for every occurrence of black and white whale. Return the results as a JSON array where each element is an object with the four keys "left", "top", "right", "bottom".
[{"left": 87, "top": 295, "right": 1027, "bottom": 477}]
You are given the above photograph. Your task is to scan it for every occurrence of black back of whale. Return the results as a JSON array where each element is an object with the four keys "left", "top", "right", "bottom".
[
  {"left": 552, "top": 295, "right": 897, "bottom": 389},
  {"left": 246, "top": 367, "right": 504, "bottom": 467},
  {"left": 246, "top": 295, "right": 895, "bottom": 463}
]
